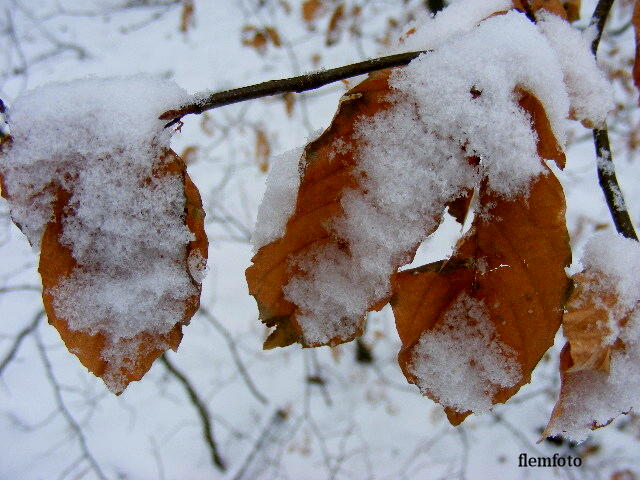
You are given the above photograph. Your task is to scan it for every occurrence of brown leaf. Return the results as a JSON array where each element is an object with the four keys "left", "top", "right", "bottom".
[
  {"left": 282, "top": 92, "right": 296, "bottom": 117},
  {"left": 265, "top": 27, "right": 282, "bottom": 48},
  {"left": 180, "top": 0, "right": 195, "bottom": 33},
  {"left": 255, "top": 128, "right": 271, "bottom": 173},
  {"left": 633, "top": 0, "right": 640, "bottom": 102},
  {"left": 543, "top": 265, "right": 636, "bottom": 439},
  {"left": 446, "top": 191, "right": 474, "bottom": 225},
  {"left": 180, "top": 145, "right": 199, "bottom": 165},
  {"left": 528, "top": 0, "right": 569, "bottom": 19},
  {"left": 391, "top": 92, "right": 570, "bottom": 424},
  {"left": 517, "top": 88, "right": 566, "bottom": 169},
  {"left": 326, "top": 3, "right": 345, "bottom": 46},
  {"left": 563, "top": 0, "right": 580, "bottom": 22},
  {"left": 246, "top": 70, "right": 407, "bottom": 349},
  {"left": 34, "top": 149, "right": 206, "bottom": 394},
  {"left": 242, "top": 26, "right": 268, "bottom": 54},
  {"left": 302, "top": 0, "right": 323, "bottom": 23},
  {"left": 392, "top": 167, "right": 571, "bottom": 424},
  {"left": 561, "top": 272, "right": 616, "bottom": 373}
]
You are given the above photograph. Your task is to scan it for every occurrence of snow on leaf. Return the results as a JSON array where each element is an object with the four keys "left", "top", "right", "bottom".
[
  {"left": 527, "top": 0, "right": 569, "bottom": 19},
  {"left": 544, "top": 232, "right": 640, "bottom": 441},
  {"left": 391, "top": 91, "right": 571, "bottom": 425},
  {"left": 248, "top": 9, "right": 574, "bottom": 351},
  {"left": 0, "top": 77, "right": 207, "bottom": 393},
  {"left": 246, "top": 70, "right": 405, "bottom": 349},
  {"left": 537, "top": 12, "right": 614, "bottom": 129}
]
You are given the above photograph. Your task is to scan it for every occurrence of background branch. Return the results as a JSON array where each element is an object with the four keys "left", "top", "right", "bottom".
[
  {"left": 590, "top": 0, "right": 638, "bottom": 240},
  {"left": 159, "top": 353, "right": 226, "bottom": 471}
]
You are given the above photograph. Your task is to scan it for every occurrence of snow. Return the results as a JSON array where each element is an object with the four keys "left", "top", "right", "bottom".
[
  {"left": 538, "top": 12, "right": 614, "bottom": 128},
  {"left": 252, "top": 147, "right": 302, "bottom": 249},
  {"left": 409, "top": 294, "right": 521, "bottom": 414},
  {"left": 546, "top": 232, "right": 640, "bottom": 441},
  {"left": 281, "top": 11, "right": 569, "bottom": 346},
  {"left": 1, "top": 0, "right": 639, "bottom": 478},
  {"left": 0, "top": 76, "right": 203, "bottom": 391},
  {"left": 391, "top": 0, "right": 513, "bottom": 53}
]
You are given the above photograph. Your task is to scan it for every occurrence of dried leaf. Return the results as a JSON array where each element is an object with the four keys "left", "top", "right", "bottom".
[
  {"left": 180, "top": 145, "right": 199, "bottom": 165},
  {"left": 255, "top": 128, "right": 271, "bottom": 173},
  {"left": 633, "top": 0, "right": 640, "bottom": 102},
  {"left": 392, "top": 167, "right": 571, "bottom": 424},
  {"left": 561, "top": 272, "right": 616, "bottom": 373},
  {"left": 265, "top": 27, "right": 282, "bottom": 48},
  {"left": 242, "top": 26, "right": 268, "bottom": 54},
  {"left": 543, "top": 255, "right": 640, "bottom": 440},
  {"left": 180, "top": 0, "right": 195, "bottom": 33},
  {"left": 282, "top": 92, "right": 296, "bottom": 117},
  {"left": 246, "top": 70, "right": 404, "bottom": 349},
  {"left": 446, "top": 191, "right": 474, "bottom": 225},
  {"left": 302, "top": 0, "right": 323, "bottom": 23},
  {"left": 326, "top": 3, "right": 345, "bottom": 46},
  {"left": 34, "top": 149, "right": 206, "bottom": 394},
  {"left": 528, "top": 0, "right": 569, "bottom": 19},
  {"left": 391, "top": 91, "right": 570, "bottom": 424},
  {"left": 563, "top": 0, "right": 581, "bottom": 22}
]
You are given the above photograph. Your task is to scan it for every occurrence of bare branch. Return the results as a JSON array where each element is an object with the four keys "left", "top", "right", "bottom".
[
  {"left": 159, "top": 353, "right": 226, "bottom": 471},
  {"left": 159, "top": 50, "right": 427, "bottom": 126},
  {"left": 0, "top": 309, "right": 42, "bottom": 376},
  {"left": 199, "top": 307, "right": 268, "bottom": 405},
  {"left": 590, "top": 0, "right": 638, "bottom": 240},
  {"left": 227, "top": 407, "right": 289, "bottom": 480},
  {"left": 34, "top": 329, "right": 108, "bottom": 480}
]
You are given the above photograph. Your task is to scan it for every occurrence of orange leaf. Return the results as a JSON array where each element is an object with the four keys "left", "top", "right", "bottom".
[
  {"left": 543, "top": 245, "right": 640, "bottom": 440},
  {"left": 326, "top": 3, "right": 345, "bottom": 46},
  {"left": 247, "top": 70, "right": 415, "bottom": 349},
  {"left": 180, "top": 0, "right": 195, "bottom": 33},
  {"left": 563, "top": 0, "right": 581, "bottom": 21},
  {"left": 633, "top": 0, "right": 640, "bottom": 102},
  {"left": 528, "top": 0, "right": 569, "bottom": 19},
  {"left": 302, "top": 0, "right": 323, "bottom": 23},
  {"left": 391, "top": 92, "right": 570, "bottom": 424},
  {"left": 255, "top": 128, "right": 271, "bottom": 173},
  {"left": 1, "top": 144, "right": 206, "bottom": 394},
  {"left": 35, "top": 149, "right": 206, "bottom": 394}
]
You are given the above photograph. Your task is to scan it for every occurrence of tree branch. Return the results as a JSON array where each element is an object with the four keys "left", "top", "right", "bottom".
[
  {"left": 199, "top": 307, "right": 268, "bottom": 405},
  {"left": 159, "top": 50, "right": 427, "bottom": 126},
  {"left": 590, "top": 0, "right": 638, "bottom": 240},
  {"left": 34, "top": 329, "right": 108, "bottom": 480},
  {"left": 0, "top": 310, "right": 43, "bottom": 376},
  {"left": 159, "top": 354, "right": 226, "bottom": 471}
]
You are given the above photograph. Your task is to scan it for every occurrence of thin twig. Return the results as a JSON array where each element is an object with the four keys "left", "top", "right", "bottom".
[
  {"left": 0, "top": 310, "right": 43, "bottom": 376},
  {"left": 159, "top": 354, "right": 226, "bottom": 471},
  {"left": 589, "top": 0, "right": 638, "bottom": 240},
  {"left": 199, "top": 306, "right": 268, "bottom": 405},
  {"left": 34, "top": 330, "right": 108, "bottom": 480},
  {"left": 228, "top": 407, "right": 289, "bottom": 480},
  {"left": 159, "top": 50, "right": 427, "bottom": 126}
]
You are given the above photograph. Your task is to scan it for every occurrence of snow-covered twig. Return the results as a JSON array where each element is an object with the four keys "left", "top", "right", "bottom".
[{"left": 590, "top": 0, "right": 638, "bottom": 240}]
